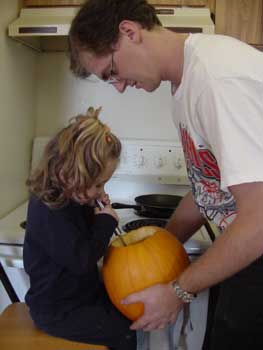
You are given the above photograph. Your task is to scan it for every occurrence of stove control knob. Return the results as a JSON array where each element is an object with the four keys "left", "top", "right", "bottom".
[
  {"left": 154, "top": 157, "right": 164, "bottom": 168},
  {"left": 174, "top": 157, "right": 183, "bottom": 170}
]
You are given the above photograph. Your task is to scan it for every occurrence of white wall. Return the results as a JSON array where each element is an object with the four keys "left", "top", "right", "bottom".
[
  {"left": 35, "top": 53, "right": 179, "bottom": 141},
  {"left": 0, "top": 0, "right": 37, "bottom": 218}
]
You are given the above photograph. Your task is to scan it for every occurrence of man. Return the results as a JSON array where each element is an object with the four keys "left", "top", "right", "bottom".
[{"left": 69, "top": 1, "right": 263, "bottom": 348}]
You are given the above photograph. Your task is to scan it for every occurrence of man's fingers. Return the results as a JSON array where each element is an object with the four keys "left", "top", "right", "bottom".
[
  {"left": 142, "top": 319, "right": 166, "bottom": 331},
  {"left": 130, "top": 315, "right": 150, "bottom": 330},
  {"left": 121, "top": 291, "right": 145, "bottom": 305},
  {"left": 130, "top": 313, "right": 169, "bottom": 331}
]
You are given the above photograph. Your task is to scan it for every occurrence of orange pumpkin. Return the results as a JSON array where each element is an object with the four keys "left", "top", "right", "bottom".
[{"left": 102, "top": 226, "right": 190, "bottom": 321}]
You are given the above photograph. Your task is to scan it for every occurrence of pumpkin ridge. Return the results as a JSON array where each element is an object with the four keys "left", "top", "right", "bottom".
[
  {"left": 141, "top": 237, "right": 164, "bottom": 281},
  {"left": 148, "top": 232, "right": 182, "bottom": 283},
  {"left": 125, "top": 245, "right": 145, "bottom": 316},
  {"left": 126, "top": 243, "right": 147, "bottom": 292}
]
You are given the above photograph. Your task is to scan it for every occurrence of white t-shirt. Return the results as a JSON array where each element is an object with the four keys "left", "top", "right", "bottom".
[{"left": 171, "top": 34, "right": 263, "bottom": 231}]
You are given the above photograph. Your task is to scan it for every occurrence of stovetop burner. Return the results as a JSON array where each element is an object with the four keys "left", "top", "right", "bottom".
[
  {"left": 122, "top": 218, "right": 167, "bottom": 232},
  {"left": 134, "top": 209, "right": 172, "bottom": 219}
]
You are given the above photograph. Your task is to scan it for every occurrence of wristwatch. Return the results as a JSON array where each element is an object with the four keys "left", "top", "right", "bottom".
[{"left": 171, "top": 281, "right": 196, "bottom": 303}]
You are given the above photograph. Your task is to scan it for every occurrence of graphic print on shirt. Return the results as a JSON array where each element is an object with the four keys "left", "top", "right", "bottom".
[{"left": 180, "top": 125, "right": 236, "bottom": 232}]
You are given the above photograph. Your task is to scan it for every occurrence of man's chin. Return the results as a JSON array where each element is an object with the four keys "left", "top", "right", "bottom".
[
  {"left": 146, "top": 80, "right": 161, "bottom": 92},
  {"left": 145, "top": 85, "right": 159, "bottom": 92},
  {"left": 133, "top": 81, "right": 160, "bottom": 92}
]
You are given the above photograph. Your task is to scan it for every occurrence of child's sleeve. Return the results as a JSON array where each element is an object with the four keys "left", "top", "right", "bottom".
[{"left": 36, "top": 209, "right": 117, "bottom": 275}]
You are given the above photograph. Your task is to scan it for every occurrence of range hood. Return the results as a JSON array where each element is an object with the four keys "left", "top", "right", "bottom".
[
  {"left": 8, "top": 7, "right": 214, "bottom": 52},
  {"left": 8, "top": 7, "right": 78, "bottom": 52}
]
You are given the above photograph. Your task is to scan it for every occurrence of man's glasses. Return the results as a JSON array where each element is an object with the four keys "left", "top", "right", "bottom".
[{"left": 102, "top": 53, "right": 121, "bottom": 84}]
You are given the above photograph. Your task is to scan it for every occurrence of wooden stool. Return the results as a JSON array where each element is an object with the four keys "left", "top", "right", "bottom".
[{"left": 0, "top": 302, "right": 108, "bottom": 350}]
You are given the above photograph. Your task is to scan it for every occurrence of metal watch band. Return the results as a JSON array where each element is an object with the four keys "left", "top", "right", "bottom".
[{"left": 172, "top": 281, "right": 196, "bottom": 303}]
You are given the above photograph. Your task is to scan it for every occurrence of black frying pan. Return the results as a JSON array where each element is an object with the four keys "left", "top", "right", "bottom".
[
  {"left": 112, "top": 194, "right": 216, "bottom": 241},
  {"left": 112, "top": 194, "right": 183, "bottom": 219}
]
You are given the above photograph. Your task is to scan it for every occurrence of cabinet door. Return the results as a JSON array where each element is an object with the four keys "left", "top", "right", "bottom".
[
  {"left": 23, "top": 1, "right": 84, "bottom": 6},
  {"left": 215, "top": 0, "right": 263, "bottom": 44}
]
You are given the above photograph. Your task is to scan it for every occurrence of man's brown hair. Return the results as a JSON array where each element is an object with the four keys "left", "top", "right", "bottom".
[{"left": 69, "top": 0, "right": 161, "bottom": 78}]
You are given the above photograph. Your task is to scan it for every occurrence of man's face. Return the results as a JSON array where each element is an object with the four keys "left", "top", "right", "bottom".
[{"left": 78, "top": 21, "right": 162, "bottom": 93}]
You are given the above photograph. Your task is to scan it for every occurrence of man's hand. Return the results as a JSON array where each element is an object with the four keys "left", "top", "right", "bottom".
[{"left": 121, "top": 283, "right": 184, "bottom": 331}]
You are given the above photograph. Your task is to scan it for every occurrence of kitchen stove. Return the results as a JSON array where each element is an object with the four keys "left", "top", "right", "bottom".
[{"left": 105, "top": 138, "right": 215, "bottom": 256}]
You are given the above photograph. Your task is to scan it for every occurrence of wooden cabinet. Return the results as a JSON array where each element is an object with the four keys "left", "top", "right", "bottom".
[
  {"left": 215, "top": 0, "right": 263, "bottom": 45},
  {"left": 23, "top": 0, "right": 83, "bottom": 6},
  {"left": 149, "top": 0, "right": 208, "bottom": 5},
  {"left": 22, "top": 0, "right": 216, "bottom": 18},
  {"left": 23, "top": 0, "right": 215, "bottom": 11}
]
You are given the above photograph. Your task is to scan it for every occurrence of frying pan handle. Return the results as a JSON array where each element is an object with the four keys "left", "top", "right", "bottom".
[
  {"left": 203, "top": 221, "right": 216, "bottom": 242},
  {"left": 111, "top": 202, "right": 140, "bottom": 210}
]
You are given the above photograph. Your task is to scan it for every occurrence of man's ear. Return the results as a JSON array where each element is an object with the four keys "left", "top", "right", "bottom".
[{"left": 118, "top": 20, "right": 142, "bottom": 43}]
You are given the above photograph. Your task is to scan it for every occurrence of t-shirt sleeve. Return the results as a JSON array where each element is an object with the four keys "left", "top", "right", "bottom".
[{"left": 196, "top": 77, "right": 263, "bottom": 189}]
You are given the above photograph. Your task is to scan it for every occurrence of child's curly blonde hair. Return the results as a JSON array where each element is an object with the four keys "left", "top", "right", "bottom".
[{"left": 27, "top": 107, "right": 121, "bottom": 208}]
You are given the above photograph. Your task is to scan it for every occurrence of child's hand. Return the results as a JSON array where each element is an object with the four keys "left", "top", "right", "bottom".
[
  {"left": 95, "top": 194, "right": 119, "bottom": 221},
  {"left": 95, "top": 203, "right": 119, "bottom": 222},
  {"left": 99, "top": 193, "right": 110, "bottom": 206}
]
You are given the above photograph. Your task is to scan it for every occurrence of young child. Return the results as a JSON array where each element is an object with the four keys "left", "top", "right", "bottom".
[{"left": 23, "top": 107, "right": 137, "bottom": 350}]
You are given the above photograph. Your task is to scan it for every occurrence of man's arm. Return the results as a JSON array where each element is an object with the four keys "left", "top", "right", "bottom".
[
  {"left": 178, "top": 181, "right": 263, "bottom": 292},
  {"left": 166, "top": 190, "right": 206, "bottom": 243},
  {"left": 123, "top": 181, "right": 263, "bottom": 331}
]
